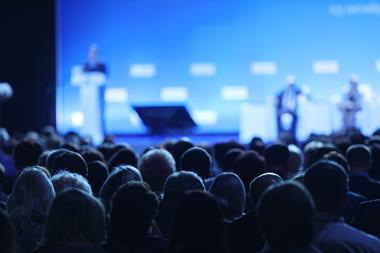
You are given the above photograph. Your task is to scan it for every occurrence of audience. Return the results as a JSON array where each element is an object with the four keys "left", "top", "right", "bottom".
[
  {"left": 1, "top": 128, "right": 380, "bottom": 253},
  {"left": 264, "top": 144, "right": 290, "bottom": 179},
  {"left": 257, "top": 181, "right": 319, "bottom": 253},
  {"left": 352, "top": 199, "right": 380, "bottom": 238},
  {"left": 99, "top": 165, "right": 142, "bottom": 212},
  {"left": 347, "top": 144, "right": 380, "bottom": 200},
  {"left": 209, "top": 172, "right": 246, "bottom": 222},
  {"left": 180, "top": 147, "right": 212, "bottom": 180},
  {"left": 228, "top": 172, "right": 283, "bottom": 253},
  {"left": 34, "top": 189, "right": 106, "bottom": 253},
  {"left": 107, "top": 181, "right": 167, "bottom": 253},
  {"left": 51, "top": 171, "right": 92, "bottom": 195},
  {"left": 304, "top": 160, "right": 380, "bottom": 252},
  {"left": 86, "top": 161, "right": 108, "bottom": 196},
  {"left": 139, "top": 148, "right": 175, "bottom": 194},
  {"left": 157, "top": 171, "right": 205, "bottom": 239},
  {"left": 168, "top": 190, "right": 229, "bottom": 253},
  {"left": 8, "top": 167, "right": 55, "bottom": 253}
]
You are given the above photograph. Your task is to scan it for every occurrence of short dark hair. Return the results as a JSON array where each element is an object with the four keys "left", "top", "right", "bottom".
[
  {"left": 232, "top": 151, "right": 266, "bottom": 192},
  {"left": 257, "top": 182, "right": 315, "bottom": 251},
  {"left": 323, "top": 151, "right": 349, "bottom": 173},
  {"left": 45, "top": 189, "right": 106, "bottom": 246},
  {"left": 180, "top": 147, "right": 211, "bottom": 179},
  {"left": 51, "top": 151, "right": 88, "bottom": 178},
  {"left": 87, "top": 161, "right": 109, "bottom": 196},
  {"left": 99, "top": 165, "right": 142, "bottom": 212},
  {"left": 249, "top": 172, "right": 283, "bottom": 205},
  {"left": 304, "top": 160, "right": 348, "bottom": 216},
  {"left": 13, "top": 140, "right": 43, "bottom": 170},
  {"left": 170, "top": 190, "right": 227, "bottom": 253},
  {"left": 108, "top": 147, "right": 138, "bottom": 172},
  {"left": 346, "top": 144, "right": 371, "bottom": 170},
  {"left": 110, "top": 181, "right": 158, "bottom": 242}
]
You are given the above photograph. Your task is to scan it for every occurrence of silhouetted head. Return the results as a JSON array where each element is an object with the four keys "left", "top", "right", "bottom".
[
  {"left": 264, "top": 144, "right": 290, "bottom": 179},
  {"left": 80, "top": 147, "right": 105, "bottom": 164},
  {"left": 171, "top": 139, "right": 194, "bottom": 170},
  {"left": 170, "top": 190, "right": 227, "bottom": 253},
  {"left": 323, "top": 151, "right": 349, "bottom": 174},
  {"left": 249, "top": 172, "right": 283, "bottom": 206},
  {"left": 214, "top": 141, "right": 245, "bottom": 169},
  {"left": 163, "top": 171, "right": 205, "bottom": 203},
  {"left": 13, "top": 140, "right": 43, "bottom": 170},
  {"left": 209, "top": 172, "right": 246, "bottom": 221},
  {"left": 99, "top": 165, "right": 142, "bottom": 212},
  {"left": 304, "top": 161, "right": 348, "bottom": 216},
  {"left": 346, "top": 144, "right": 371, "bottom": 173},
  {"left": 287, "top": 144, "right": 303, "bottom": 178},
  {"left": 8, "top": 167, "right": 55, "bottom": 232},
  {"left": 45, "top": 189, "right": 106, "bottom": 246},
  {"left": 87, "top": 161, "right": 109, "bottom": 196},
  {"left": 139, "top": 149, "right": 175, "bottom": 193},
  {"left": 108, "top": 147, "right": 138, "bottom": 172},
  {"left": 110, "top": 181, "right": 158, "bottom": 242},
  {"left": 220, "top": 148, "right": 243, "bottom": 172},
  {"left": 51, "top": 151, "right": 88, "bottom": 178},
  {"left": 257, "top": 182, "right": 315, "bottom": 251},
  {"left": 232, "top": 151, "right": 266, "bottom": 192},
  {"left": 180, "top": 147, "right": 211, "bottom": 180},
  {"left": 51, "top": 171, "right": 92, "bottom": 195}
]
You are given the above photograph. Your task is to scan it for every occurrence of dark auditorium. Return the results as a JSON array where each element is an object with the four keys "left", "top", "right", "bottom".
[{"left": 2, "top": 1, "right": 380, "bottom": 253}]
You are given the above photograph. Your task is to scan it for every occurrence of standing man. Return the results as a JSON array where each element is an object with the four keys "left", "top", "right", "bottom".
[
  {"left": 339, "top": 75, "right": 362, "bottom": 132},
  {"left": 82, "top": 44, "right": 108, "bottom": 139},
  {"left": 276, "top": 75, "right": 302, "bottom": 140}
]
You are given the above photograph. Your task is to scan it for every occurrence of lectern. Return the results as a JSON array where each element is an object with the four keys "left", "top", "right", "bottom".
[{"left": 71, "top": 66, "right": 105, "bottom": 144}]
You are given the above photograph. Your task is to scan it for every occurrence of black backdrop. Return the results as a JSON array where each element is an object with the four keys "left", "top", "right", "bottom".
[{"left": 0, "top": 0, "right": 55, "bottom": 133}]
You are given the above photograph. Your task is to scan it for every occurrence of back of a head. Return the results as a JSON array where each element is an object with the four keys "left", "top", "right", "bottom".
[
  {"left": 346, "top": 144, "right": 371, "bottom": 172},
  {"left": 163, "top": 171, "right": 205, "bottom": 203},
  {"left": 45, "top": 148, "right": 68, "bottom": 172},
  {"left": 52, "top": 151, "right": 88, "bottom": 178},
  {"left": 232, "top": 151, "right": 266, "bottom": 192},
  {"left": 214, "top": 141, "right": 245, "bottom": 168},
  {"left": 323, "top": 151, "right": 349, "bottom": 174},
  {"left": 51, "top": 171, "right": 92, "bottom": 196},
  {"left": 108, "top": 147, "right": 138, "bottom": 172},
  {"left": 304, "top": 161, "right": 348, "bottom": 216},
  {"left": 249, "top": 172, "right": 283, "bottom": 206},
  {"left": 180, "top": 147, "right": 211, "bottom": 180},
  {"left": 209, "top": 172, "right": 246, "bottom": 221},
  {"left": 249, "top": 137, "right": 266, "bottom": 155},
  {"left": 45, "top": 189, "right": 106, "bottom": 246},
  {"left": 171, "top": 190, "right": 226, "bottom": 252},
  {"left": 287, "top": 144, "right": 303, "bottom": 178},
  {"left": 257, "top": 182, "right": 315, "bottom": 251},
  {"left": 87, "top": 161, "right": 109, "bottom": 196},
  {"left": 0, "top": 210, "right": 16, "bottom": 253},
  {"left": 264, "top": 144, "right": 290, "bottom": 178},
  {"left": 220, "top": 148, "right": 243, "bottom": 172},
  {"left": 81, "top": 148, "right": 105, "bottom": 164},
  {"left": 110, "top": 181, "right": 158, "bottom": 242},
  {"left": 172, "top": 139, "right": 194, "bottom": 170},
  {"left": 8, "top": 167, "right": 55, "bottom": 231},
  {"left": 99, "top": 165, "right": 142, "bottom": 212},
  {"left": 13, "top": 140, "right": 43, "bottom": 170},
  {"left": 139, "top": 149, "right": 175, "bottom": 193}
]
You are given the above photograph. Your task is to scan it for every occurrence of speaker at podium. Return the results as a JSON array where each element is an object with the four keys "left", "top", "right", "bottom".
[{"left": 71, "top": 65, "right": 106, "bottom": 144}]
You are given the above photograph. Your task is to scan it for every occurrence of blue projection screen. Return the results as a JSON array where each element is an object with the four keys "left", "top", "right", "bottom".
[{"left": 56, "top": 0, "right": 380, "bottom": 135}]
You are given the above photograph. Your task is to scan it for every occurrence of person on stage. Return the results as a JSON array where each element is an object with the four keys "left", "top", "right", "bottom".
[
  {"left": 275, "top": 75, "right": 302, "bottom": 140},
  {"left": 82, "top": 44, "right": 108, "bottom": 137},
  {"left": 83, "top": 44, "right": 107, "bottom": 74},
  {"left": 339, "top": 75, "right": 362, "bottom": 132}
]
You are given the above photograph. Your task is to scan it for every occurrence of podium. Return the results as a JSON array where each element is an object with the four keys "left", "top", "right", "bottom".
[{"left": 71, "top": 66, "right": 105, "bottom": 144}]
